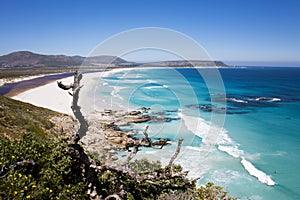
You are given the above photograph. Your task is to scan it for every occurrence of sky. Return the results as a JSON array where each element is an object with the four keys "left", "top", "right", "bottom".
[{"left": 0, "top": 0, "right": 300, "bottom": 66}]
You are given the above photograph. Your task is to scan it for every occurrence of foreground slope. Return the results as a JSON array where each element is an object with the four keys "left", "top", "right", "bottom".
[{"left": 0, "top": 96, "right": 236, "bottom": 199}]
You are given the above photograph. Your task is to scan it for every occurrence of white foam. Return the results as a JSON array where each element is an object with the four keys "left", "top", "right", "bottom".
[
  {"left": 255, "top": 97, "right": 281, "bottom": 102},
  {"left": 181, "top": 113, "right": 276, "bottom": 186},
  {"left": 181, "top": 114, "right": 232, "bottom": 146},
  {"left": 186, "top": 146, "right": 202, "bottom": 152},
  {"left": 241, "top": 158, "right": 276, "bottom": 186},
  {"left": 218, "top": 145, "right": 244, "bottom": 158},
  {"left": 144, "top": 85, "right": 169, "bottom": 90},
  {"left": 211, "top": 169, "right": 250, "bottom": 185},
  {"left": 228, "top": 98, "right": 248, "bottom": 103},
  {"left": 270, "top": 98, "right": 281, "bottom": 102},
  {"left": 110, "top": 86, "right": 126, "bottom": 100}
]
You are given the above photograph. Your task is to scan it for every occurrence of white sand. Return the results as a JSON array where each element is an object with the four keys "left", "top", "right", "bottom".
[
  {"left": 11, "top": 68, "right": 131, "bottom": 116},
  {"left": 12, "top": 76, "right": 74, "bottom": 115}
]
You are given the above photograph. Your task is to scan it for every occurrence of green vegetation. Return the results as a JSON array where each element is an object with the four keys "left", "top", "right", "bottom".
[
  {"left": 0, "top": 96, "right": 236, "bottom": 199},
  {"left": 0, "top": 96, "right": 62, "bottom": 139},
  {"left": 0, "top": 133, "right": 236, "bottom": 199},
  {"left": 0, "top": 133, "right": 87, "bottom": 199},
  {"left": 128, "top": 158, "right": 162, "bottom": 174}
]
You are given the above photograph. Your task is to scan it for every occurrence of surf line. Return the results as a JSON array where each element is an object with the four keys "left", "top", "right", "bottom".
[
  {"left": 241, "top": 157, "right": 276, "bottom": 186},
  {"left": 180, "top": 113, "right": 276, "bottom": 186}
]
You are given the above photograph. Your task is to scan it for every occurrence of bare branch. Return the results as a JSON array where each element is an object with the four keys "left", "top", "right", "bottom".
[
  {"left": 125, "top": 125, "right": 170, "bottom": 151},
  {"left": 57, "top": 81, "right": 73, "bottom": 90},
  {"left": 0, "top": 160, "right": 35, "bottom": 178},
  {"left": 168, "top": 138, "right": 184, "bottom": 174},
  {"left": 141, "top": 125, "right": 151, "bottom": 145},
  {"left": 125, "top": 146, "right": 139, "bottom": 165},
  {"left": 104, "top": 194, "right": 122, "bottom": 200}
]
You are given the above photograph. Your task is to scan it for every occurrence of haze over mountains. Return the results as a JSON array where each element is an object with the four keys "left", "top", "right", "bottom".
[{"left": 0, "top": 51, "right": 228, "bottom": 68}]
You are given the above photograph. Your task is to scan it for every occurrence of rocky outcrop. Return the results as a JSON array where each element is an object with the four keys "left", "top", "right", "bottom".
[
  {"left": 80, "top": 108, "right": 178, "bottom": 162},
  {"left": 50, "top": 114, "right": 78, "bottom": 137}
]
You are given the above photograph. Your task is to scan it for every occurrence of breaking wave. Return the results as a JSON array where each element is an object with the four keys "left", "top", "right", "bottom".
[
  {"left": 241, "top": 158, "right": 276, "bottom": 186},
  {"left": 181, "top": 113, "right": 276, "bottom": 186}
]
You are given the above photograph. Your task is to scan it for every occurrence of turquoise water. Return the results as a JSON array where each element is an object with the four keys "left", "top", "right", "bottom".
[{"left": 97, "top": 67, "right": 300, "bottom": 199}]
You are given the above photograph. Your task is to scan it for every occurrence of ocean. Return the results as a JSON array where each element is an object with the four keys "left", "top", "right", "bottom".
[{"left": 91, "top": 66, "right": 300, "bottom": 200}]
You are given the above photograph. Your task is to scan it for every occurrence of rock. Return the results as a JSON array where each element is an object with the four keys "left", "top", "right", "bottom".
[
  {"left": 150, "top": 116, "right": 173, "bottom": 122},
  {"left": 109, "top": 137, "right": 124, "bottom": 145},
  {"left": 50, "top": 115, "right": 78, "bottom": 137},
  {"left": 103, "top": 145, "right": 112, "bottom": 150},
  {"left": 139, "top": 107, "right": 150, "bottom": 113},
  {"left": 115, "top": 121, "right": 130, "bottom": 126},
  {"left": 104, "top": 109, "right": 112, "bottom": 114},
  {"left": 108, "top": 149, "right": 116, "bottom": 154},
  {"left": 128, "top": 110, "right": 141, "bottom": 115},
  {"left": 126, "top": 130, "right": 138, "bottom": 136},
  {"left": 111, "top": 156, "right": 118, "bottom": 161},
  {"left": 128, "top": 115, "right": 151, "bottom": 123}
]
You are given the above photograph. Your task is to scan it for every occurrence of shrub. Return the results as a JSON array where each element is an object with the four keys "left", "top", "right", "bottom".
[{"left": 0, "top": 133, "right": 87, "bottom": 199}]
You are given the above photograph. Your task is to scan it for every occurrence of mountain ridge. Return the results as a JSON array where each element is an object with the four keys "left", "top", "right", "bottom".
[
  {"left": 0, "top": 51, "right": 128, "bottom": 67},
  {"left": 0, "top": 51, "right": 229, "bottom": 68}
]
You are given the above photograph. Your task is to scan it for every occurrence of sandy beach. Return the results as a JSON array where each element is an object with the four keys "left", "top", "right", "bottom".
[
  {"left": 12, "top": 76, "right": 74, "bottom": 115},
  {"left": 10, "top": 68, "right": 131, "bottom": 116}
]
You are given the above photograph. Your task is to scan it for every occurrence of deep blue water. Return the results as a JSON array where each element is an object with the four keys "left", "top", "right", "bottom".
[{"left": 98, "top": 67, "right": 300, "bottom": 200}]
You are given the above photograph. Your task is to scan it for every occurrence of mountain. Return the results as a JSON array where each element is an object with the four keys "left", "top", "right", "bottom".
[
  {"left": 139, "top": 60, "right": 228, "bottom": 67},
  {"left": 0, "top": 51, "right": 129, "bottom": 68},
  {"left": 0, "top": 51, "right": 229, "bottom": 68}
]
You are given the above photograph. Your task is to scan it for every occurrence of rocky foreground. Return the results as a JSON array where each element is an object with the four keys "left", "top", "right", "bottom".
[{"left": 81, "top": 107, "right": 179, "bottom": 163}]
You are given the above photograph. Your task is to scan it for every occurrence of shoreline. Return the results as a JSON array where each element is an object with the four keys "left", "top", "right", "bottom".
[
  {"left": 9, "top": 68, "right": 126, "bottom": 115},
  {"left": 1, "top": 72, "right": 74, "bottom": 97},
  {"left": 2, "top": 65, "right": 232, "bottom": 116},
  {"left": 1, "top": 65, "right": 236, "bottom": 98}
]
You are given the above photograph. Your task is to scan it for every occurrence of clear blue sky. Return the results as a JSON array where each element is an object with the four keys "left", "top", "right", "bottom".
[{"left": 1, "top": 0, "right": 300, "bottom": 66}]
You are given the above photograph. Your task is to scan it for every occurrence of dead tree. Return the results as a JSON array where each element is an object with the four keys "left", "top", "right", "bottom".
[
  {"left": 57, "top": 71, "right": 87, "bottom": 138},
  {"left": 125, "top": 125, "right": 169, "bottom": 165}
]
